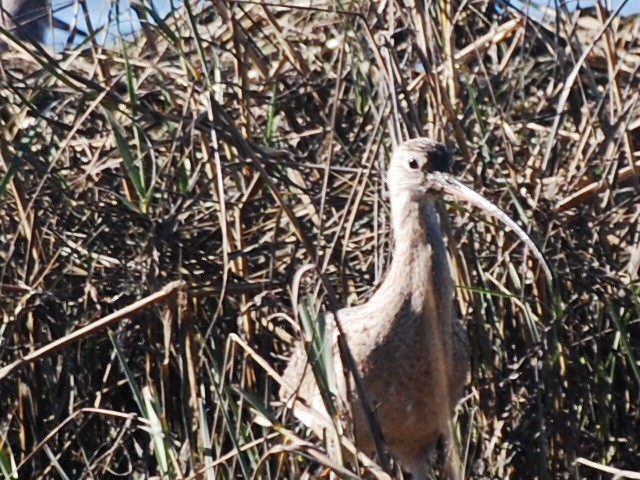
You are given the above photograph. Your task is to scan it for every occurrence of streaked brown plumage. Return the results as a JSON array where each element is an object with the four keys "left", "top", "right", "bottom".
[
  {"left": 281, "top": 138, "right": 549, "bottom": 477},
  {"left": 280, "top": 138, "right": 470, "bottom": 478}
]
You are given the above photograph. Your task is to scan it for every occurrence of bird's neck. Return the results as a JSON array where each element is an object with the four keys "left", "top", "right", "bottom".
[{"left": 382, "top": 193, "right": 452, "bottom": 318}]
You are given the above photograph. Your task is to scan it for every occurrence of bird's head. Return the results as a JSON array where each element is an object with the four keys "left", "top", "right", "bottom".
[
  {"left": 388, "top": 137, "right": 452, "bottom": 200},
  {"left": 387, "top": 137, "right": 552, "bottom": 281}
]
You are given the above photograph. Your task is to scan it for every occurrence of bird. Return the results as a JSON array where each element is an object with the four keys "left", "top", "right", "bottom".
[
  {"left": 0, "top": 0, "right": 82, "bottom": 48},
  {"left": 280, "top": 137, "right": 550, "bottom": 479},
  {"left": 1, "top": 0, "right": 49, "bottom": 44}
]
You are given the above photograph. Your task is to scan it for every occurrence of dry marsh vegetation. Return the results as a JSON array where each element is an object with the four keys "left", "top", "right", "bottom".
[{"left": 1, "top": 0, "right": 639, "bottom": 478}]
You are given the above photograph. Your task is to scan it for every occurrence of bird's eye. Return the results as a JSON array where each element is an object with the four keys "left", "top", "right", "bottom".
[{"left": 408, "top": 158, "right": 419, "bottom": 170}]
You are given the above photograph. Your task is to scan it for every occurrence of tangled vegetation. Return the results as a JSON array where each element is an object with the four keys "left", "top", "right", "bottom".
[{"left": 1, "top": 0, "right": 639, "bottom": 478}]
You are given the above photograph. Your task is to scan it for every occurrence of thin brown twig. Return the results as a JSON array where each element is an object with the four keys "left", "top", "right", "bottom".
[{"left": 0, "top": 281, "right": 185, "bottom": 381}]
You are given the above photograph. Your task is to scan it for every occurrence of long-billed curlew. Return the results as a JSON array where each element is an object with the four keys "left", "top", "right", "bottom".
[{"left": 280, "top": 137, "right": 550, "bottom": 479}]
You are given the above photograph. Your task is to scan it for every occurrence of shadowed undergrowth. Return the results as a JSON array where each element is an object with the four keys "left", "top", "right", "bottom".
[{"left": 1, "top": 0, "right": 639, "bottom": 478}]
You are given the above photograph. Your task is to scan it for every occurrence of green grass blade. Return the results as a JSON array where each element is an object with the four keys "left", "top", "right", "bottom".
[
  {"left": 104, "top": 109, "right": 145, "bottom": 210},
  {"left": 0, "top": 442, "right": 18, "bottom": 480}
]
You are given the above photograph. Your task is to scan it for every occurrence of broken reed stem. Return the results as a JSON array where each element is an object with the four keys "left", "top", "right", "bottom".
[
  {"left": 0, "top": 280, "right": 185, "bottom": 381},
  {"left": 555, "top": 159, "right": 640, "bottom": 211}
]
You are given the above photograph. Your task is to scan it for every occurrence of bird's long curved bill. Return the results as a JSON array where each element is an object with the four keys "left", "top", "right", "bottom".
[{"left": 427, "top": 172, "right": 552, "bottom": 282}]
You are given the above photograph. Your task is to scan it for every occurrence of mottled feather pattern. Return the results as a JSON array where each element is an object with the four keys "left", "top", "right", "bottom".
[{"left": 281, "top": 138, "right": 470, "bottom": 479}]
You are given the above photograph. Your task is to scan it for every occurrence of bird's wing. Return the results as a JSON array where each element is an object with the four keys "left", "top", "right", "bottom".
[
  {"left": 450, "top": 318, "right": 470, "bottom": 404},
  {"left": 279, "top": 310, "right": 351, "bottom": 436}
]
